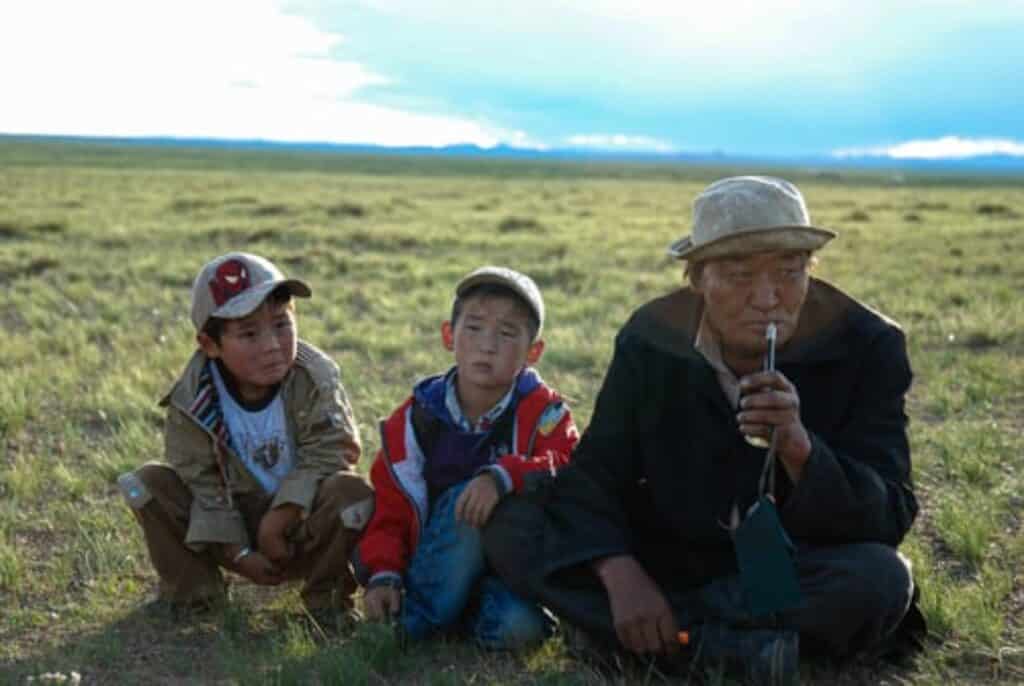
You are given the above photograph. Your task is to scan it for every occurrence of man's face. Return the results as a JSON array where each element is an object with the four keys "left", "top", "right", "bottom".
[
  {"left": 199, "top": 299, "right": 298, "bottom": 403},
  {"left": 445, "top": 294, "right": 542, "bottom": 396},
  {"left": 694, "top": 250, "right": 811, "bottom": 365}
]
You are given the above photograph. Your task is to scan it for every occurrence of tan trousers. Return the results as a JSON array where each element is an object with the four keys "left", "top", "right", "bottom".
[{"left": 125, "top": 463, "right": 373, "bottom": 610}]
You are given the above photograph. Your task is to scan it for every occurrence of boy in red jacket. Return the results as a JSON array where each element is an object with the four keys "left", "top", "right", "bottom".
[{"left": 355, "top": 266, "right": 579, "bottom": 649}]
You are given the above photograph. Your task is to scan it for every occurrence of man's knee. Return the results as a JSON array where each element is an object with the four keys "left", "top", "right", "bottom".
[
  {"left": 796, "top": 542, "right": 913, "bottom": 654},
  {"left": 802, "top": 543, "right": 911, "bottom": 603},
  {"left": 482, "top": 495, "right": 545, "bottom": 587},
  {"left": 840, "top": 543, "right": 913, "bottom": 617}
]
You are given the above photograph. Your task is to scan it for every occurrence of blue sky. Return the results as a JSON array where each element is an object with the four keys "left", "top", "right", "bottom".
[{"left": 1, "top": 0, "right": 1022, "bottom": 158}]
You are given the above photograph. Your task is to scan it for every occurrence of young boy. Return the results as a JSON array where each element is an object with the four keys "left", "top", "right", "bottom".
[
  {"left": 355, "top": 266, "right": 579, "bottom": 650},
  {"left": 119, "top": 252, "right": 373, "bottom": 625}
]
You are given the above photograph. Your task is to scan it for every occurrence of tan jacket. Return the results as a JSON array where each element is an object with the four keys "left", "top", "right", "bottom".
[{"left": 160, "top": 340, "right": 362, "bottom": 550}]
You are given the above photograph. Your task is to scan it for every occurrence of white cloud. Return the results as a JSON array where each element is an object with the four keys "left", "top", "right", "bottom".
[
  {"left": 566, "top": 134, "right": 677, "bottom": 153},
  {"left": 3, "top": 1, "right": 1022, "bottom": 152},
  {"left": 833, "top": 136, "right": 1024, "bottom": 159},
  {"left": 334, "top": 1, "right": 953, "bottom": 79},
  {"left": 0, "top": 0, "right": 529, "bottom": 148}
]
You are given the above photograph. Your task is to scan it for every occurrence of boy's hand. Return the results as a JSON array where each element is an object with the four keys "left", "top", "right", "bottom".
[
  {"left": 364, "top": 585, "right": 402, "bottom": 622},
  {"left": 235, "top": 550, "right": 285, "bottom": 586},
  {"left": 454, "top": 473, "right": 501, "bottom": 528},
  {"left": 258, "top": 504, "right": 302, "bottom": 566}
]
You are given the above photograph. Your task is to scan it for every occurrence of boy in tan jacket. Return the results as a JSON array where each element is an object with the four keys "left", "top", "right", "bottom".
[{"left": 120, "top": 252, "right": 372, "bottom": 625}]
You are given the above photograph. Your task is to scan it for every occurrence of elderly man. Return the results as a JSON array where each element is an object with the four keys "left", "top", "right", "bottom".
[{"left": 484, "top": 176, "right": 923, "bottom": 681}]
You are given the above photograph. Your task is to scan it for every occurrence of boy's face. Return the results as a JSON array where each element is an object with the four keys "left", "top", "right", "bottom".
[
  {"left": 443, "top": 294, "right": 543, "bottom": 396},
  {"left": 198, "top": 299, "right": 298, "bottom": 403}
]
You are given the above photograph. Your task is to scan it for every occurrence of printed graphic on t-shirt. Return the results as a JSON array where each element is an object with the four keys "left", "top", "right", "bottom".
[
  {"left": 247, "top": 435, "right": 286, "bottom": 470},
  {"left": 211, "top": 364, "right": 295, "bottom": 494}
]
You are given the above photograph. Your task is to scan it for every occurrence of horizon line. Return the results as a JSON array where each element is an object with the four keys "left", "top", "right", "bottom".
[{"left": 4, "top": 132, "right": 1024, "bottom": 172}]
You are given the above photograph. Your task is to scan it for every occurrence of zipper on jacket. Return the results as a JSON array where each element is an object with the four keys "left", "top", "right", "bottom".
[
  {"left": 169, "top": 398, "right": 261, "bottom": 506},
  {"left": 379, "top": 418, "right": 423, "bottom": 543}
]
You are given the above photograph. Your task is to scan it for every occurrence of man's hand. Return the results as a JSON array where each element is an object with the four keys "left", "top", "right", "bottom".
[
  {"left": 364, "top": 585, "right": 402, "bottom": 622},
  {"left": 258, "top": 504, "right": 302, "bottom": 566},
  {"left": 738, "top": 370, "right": 812, "bottom": 482},
  {"left": 454, "top": 473, "right": 501, "bottom": 528},
  {"left": 233, "top": 549, "right": 285, "bottom": 586},
  {"left": 593, "top": 555, "right": 679, "bottom": 655}
]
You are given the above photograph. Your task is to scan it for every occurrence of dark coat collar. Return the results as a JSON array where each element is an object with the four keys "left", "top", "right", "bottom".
[{"left": 621, "top": 277, "right": 900, "bottom": 368}]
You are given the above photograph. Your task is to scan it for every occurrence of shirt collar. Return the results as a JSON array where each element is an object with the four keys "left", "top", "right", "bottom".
[
  {"left": 443, "top": 368, "right": 516, "bottom": 433},
  {"left": 694, "top": 316, "right": 742, "bottom": 409}
]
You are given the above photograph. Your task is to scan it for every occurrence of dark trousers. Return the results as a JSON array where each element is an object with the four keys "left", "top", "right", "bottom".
[
  {"left": 483, "top": 494, "right": 915, "bottom": 660},
  {"left": 126, "top": 463, "right": 372, "bottom": 610}
]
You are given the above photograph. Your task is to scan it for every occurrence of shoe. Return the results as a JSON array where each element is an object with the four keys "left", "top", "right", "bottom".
[{"left": 686, "top": 623, "right": 800, "bottom": 686}]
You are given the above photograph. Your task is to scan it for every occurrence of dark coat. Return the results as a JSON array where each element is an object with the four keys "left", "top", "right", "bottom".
[{"left": 533, "top": 277, "right": 918, "bottom": 592}]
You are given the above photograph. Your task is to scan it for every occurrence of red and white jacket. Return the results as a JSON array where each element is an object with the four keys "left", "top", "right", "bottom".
[{"left": 355, "top": 368, "right": 579, "bottom": 587}]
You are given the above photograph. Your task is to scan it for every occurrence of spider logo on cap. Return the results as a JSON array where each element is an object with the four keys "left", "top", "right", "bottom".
[{"left": 209, "top": 259, "right": 251, "bottom": 306}]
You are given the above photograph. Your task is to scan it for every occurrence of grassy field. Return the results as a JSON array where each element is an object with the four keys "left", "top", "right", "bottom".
[{"left": 0, "top": 138, "right": 1021, "bottom": 685}]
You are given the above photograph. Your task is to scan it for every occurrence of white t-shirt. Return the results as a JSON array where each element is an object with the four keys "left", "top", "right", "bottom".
[{"left": 211, "top": 363, "right": 295, "bottom": 494}]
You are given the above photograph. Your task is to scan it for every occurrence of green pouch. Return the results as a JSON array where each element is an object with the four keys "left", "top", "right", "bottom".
[{"left": 733, "top": 496, "right": 802, "bottom": 617}]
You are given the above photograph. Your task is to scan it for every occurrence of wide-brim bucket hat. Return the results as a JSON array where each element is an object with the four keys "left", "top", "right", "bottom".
[{"left": 668, "top": 176, "right": 836, "bottom": 262}]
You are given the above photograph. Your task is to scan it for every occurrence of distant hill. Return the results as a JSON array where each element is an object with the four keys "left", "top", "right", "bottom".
[{"left": 3, "top": 133, "right": 1024, "bottom": 175}]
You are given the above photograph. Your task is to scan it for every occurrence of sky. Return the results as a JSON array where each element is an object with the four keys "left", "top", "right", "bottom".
[{"left": 1, "top": 0, "right": 1022, "bottom": 159}]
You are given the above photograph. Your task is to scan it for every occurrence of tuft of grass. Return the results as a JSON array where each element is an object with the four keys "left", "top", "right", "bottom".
[
  {"left": 975, "top": 203, "right": 1017, "bottom": 217},
  {"left": 31, "top": 221, "right": 66, "bottom": 234},
  {"left": 0, "top": 221, "right": 26, "bottom": 239},
  {"left": 841, "top": 209, "right": 871, "bottom": 222},
  {"left": 251, "top": 203, "right": 290, "bottom": 217},
  {"left": 326, "top": 201, "right": 367, "bottom": 218},
  {"left": 0, "top": 531, "right": 22, "bottom": 591},
  {"left": 498, "top": 215, "right": 544, "bottom": 232},
  {"left": 169, "top": 198, "right": 213, "bottom": 213},
  {"left": 935, "top": 494, "right": 997, "bottom": 569}
]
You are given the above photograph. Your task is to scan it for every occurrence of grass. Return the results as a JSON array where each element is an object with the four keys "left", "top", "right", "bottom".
[{"left": 1, "top": 138, "right": 1023, "bottom": 684}]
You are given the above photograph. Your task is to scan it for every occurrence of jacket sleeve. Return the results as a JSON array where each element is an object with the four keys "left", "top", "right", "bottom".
[
  {"left": 781, "top": 326, "right": 918, "bottom": 545},
  {"left": 163, "top": 406, "right": 249, "bottom": 550},
  {"left": 526, "top": 334, "right": 651, "bottom": 570},
  {"left": 272, "top": 366, "right": 362, "bottom": 513},
  {"left": 354, "top": 452, "right": 415, "bottom": 585},
  {"left": 572, "top": 333, "right": 650, "bottom": 495},
  {"left": 490, "top": 401, "right": 580, "bottom": 494}
]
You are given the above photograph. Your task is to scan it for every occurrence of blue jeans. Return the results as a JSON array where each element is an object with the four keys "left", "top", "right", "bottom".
[{"left": 401, "top": 480, "right": 553, "bottom": 650}]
